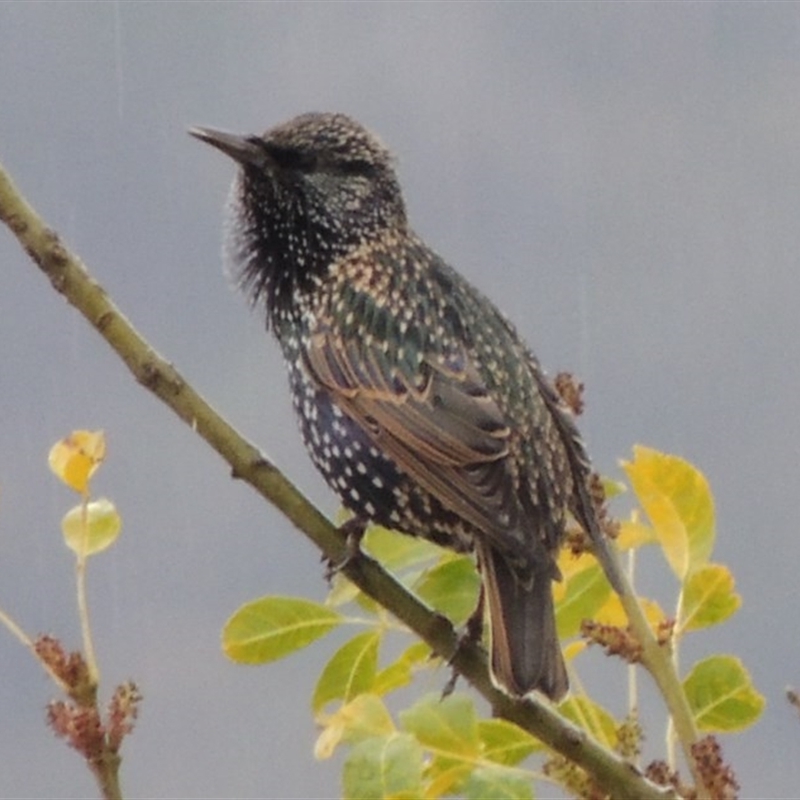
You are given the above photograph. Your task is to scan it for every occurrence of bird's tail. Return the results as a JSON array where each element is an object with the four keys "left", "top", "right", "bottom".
[{"left": 478, "top": 543, "right": 568, "bottom": 701}]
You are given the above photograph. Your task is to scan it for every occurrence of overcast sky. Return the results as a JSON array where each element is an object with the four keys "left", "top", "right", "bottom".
[{"left": 2, "top": 3, "right": 800, "bottom": 797}]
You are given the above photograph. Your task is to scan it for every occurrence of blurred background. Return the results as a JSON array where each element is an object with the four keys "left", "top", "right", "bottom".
[{"left": 1, "top": 3, "right": 799, "bottom": 797}]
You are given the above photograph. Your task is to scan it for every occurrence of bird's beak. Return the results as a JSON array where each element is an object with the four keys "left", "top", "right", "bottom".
[{"left": 189, "top": 126, "right": 265, "bottom": 168}]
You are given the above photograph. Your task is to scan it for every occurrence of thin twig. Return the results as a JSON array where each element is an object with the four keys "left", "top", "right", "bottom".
[{"left": 76, "top": 496, "right": 100, "bottom": 685}]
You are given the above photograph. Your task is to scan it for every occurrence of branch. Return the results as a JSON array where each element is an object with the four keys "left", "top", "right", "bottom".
[
  {"left": 0, "top": 160, "right": 675, "bottom": 800},
  {"left": 597, "top": 543, "right": 707, "bottom": 793}
]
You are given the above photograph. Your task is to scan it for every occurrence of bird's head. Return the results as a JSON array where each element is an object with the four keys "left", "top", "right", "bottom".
[{"left": 190, "top": 113, "right": 406, "bottom": 324}]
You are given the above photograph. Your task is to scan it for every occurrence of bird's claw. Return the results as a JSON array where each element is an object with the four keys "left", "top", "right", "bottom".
[
  {"left": 323, "top": 517, "right": 368, "bottom": 582},
  {"left": 441, "top": 593, "right": 485, "bottom": 699}
]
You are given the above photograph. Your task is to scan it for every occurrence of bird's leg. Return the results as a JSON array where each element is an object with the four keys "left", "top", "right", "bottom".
[
  {"left": 464, "top": 583, "right": 486, "bottom": 646},
  {"left": 441, "top": 584, "right": 486, "bottom": 698},
  {"left": 324, "top": 516, "right": 368, "bottom": 581}
]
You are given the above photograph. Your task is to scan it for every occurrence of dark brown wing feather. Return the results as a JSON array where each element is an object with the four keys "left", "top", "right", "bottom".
[{"left": 304, "top": 328, "right": 539, "bottom": 562}]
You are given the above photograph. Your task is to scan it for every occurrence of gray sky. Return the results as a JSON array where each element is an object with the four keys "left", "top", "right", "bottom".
[{"left": 2, "top": 3, "right": 799, "bottom": 797}]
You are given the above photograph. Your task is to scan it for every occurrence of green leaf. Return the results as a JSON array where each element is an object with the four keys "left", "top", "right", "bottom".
[
  {"left": 463, "top": 766, "right": 533, "bottom": 800},
  {"left": 373, "top": 641, "right": 431, "bottom": 696},
  {"left": 61, "top": 498, "right": 121, "bottom": 556},
  {"left": 342, "top": 733, "right": 424, "bottom": 800},
  {"left": 557, "top": 696, "right": 618, "bottom": 749},
  {"left": 621, "top": 445, "right": 715, "bottom": 580},
  {"left": 683, "top": 655, "right": 765, "bottom": 731},
  {"left": 313, "top": 631, "right": 380, "bottom": 714},
  {"left": 363, "top": 525, "right": 443, "bottom": 571},
  {"left": 222, "top": 596, "right": 342, "bottom": 664},
  {"left": 326, "top": 524, "right": 445, "bottom": 614},
  {"left": 555, "top": 563, "right": 612, "bottom": 639},
  {"left": 478, "top": 718, "right": 541, "bottom": 766},
  {"left": 413, "top": 556, "right": 480, "bottom": 624},
  {"left": 600, "top": 476, "right": 627, "bottom": 500},
  {"left": 680, "top": 564, "right": 741, "bottom": 633},
  {"left": 401, "top": 694, "right": 486, "bottom": 798},
  {"left": 400, "top": 692, "right": 480, "bottom": 761}
]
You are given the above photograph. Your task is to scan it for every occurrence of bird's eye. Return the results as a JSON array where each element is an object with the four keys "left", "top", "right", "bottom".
[
  {"left": 336, "top": 159, "right": 376, "bottom": 177},
  {"left": 265, "top": 144, "right": 318, "bottom": 172}
]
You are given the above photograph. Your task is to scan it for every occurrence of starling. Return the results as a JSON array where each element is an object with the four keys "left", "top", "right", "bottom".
[{"left": 191, "top": 113, "right": 614, "bottom": 701}]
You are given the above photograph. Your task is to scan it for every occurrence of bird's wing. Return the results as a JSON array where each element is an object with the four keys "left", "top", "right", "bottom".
[{"left": 303, "top": 327, "right": 536, "bottom": 562}]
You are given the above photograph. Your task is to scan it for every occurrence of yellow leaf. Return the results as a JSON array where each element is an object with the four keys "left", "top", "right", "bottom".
[
  {"left": 48, "top": 430, "right": 106, "bottom": 494},
  {"left": 315, "top": 694, "right": 396, "bottom": 760},
  {"left": 61, "top": 498, "right": 121, "bottom": 556},
  {"left": 621, "top": 445, "right": 715, "bottom": 580},
  {"left": 373, "top": 642, "right": 430, "bottom": 696},
  {"left": 478, "top": 718, "right": 541, "bottom": 765},
  {"left": 326, "top": 572, "right": 362, "bottom": 608},
  {"left": 556, "top": 549, "right": 599, "bottom": 581},
  {"left": 615, "top": 517, "right": 657, "bottom": 551},
  {"left": 563, "top": 641, "right": 587, "bottom": 661},
  {"left": 557, "top": 696, "right": 618, "bottom": 749},
  {"left": 594, "top": 593, "right": 666, "bottom": 630},
  {"left": 554, "top": 550, "right": 602, "bottom": 604}
]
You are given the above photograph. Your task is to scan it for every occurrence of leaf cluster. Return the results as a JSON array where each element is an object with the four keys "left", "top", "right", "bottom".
[{"left": 223, "top": 445, "right": 763, "bottom": 798}]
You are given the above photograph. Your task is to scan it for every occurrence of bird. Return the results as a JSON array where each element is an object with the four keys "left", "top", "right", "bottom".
[{"left": 190, "top": 112, "right": 615, "bottom": 701}]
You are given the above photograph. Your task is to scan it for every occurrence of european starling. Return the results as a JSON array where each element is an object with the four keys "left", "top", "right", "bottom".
[{"left": 191, "top": 113, "right": 613, "bottom": 701}]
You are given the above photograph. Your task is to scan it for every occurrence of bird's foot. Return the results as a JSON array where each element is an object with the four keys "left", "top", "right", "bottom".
[
  {"left": 323, "top": 517, "right": 368, "bottom": 582},
  {"left": 441, "top": 593, "right": 485, "bottom": 699},
  {"left": 441, "top": 668, "right": 460, "bottom": 699}
]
